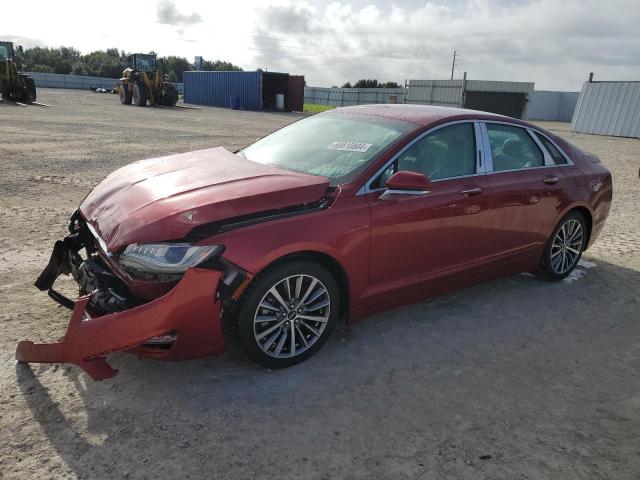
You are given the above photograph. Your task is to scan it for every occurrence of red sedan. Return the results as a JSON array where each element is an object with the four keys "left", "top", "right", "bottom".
[{"left": 17, "top": 105, "right": 612, "bottom": 379}]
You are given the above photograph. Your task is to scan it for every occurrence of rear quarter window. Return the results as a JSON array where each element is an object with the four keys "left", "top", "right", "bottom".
[{"left": 534, "top": 132, "right": 569, "bottom": 165}]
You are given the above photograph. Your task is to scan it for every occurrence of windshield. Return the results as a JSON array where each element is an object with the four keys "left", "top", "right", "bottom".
[
  {"left": 240, "top": 112, "right": 417, "bottom": 184},
  {"left": 135, "top": 55, "right": 156, "bottom": 71},
  {"left": 0, "top": 45, "right": 9, "bottom": 61}
]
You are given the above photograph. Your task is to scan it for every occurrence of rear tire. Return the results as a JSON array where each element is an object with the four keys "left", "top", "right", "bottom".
[
  {"left": 162, "top": 83, "right": 178, "bottom": 106},
  {"left": 24, "top": 78, "right": 36, "bottom": 102},
  {"left": 236, "top": 260, "right": 340, "bottom": 369},
  {"left": 119, "top": 83, "right": 132, "bottom": 105},
  {"left": 539, "top": 211, "right": 587, "bottom": 281},
  {"left": 132, "top": 81, "right": 148, "bottom": 106}
]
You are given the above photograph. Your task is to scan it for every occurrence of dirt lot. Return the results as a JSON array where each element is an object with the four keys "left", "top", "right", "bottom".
[{"left": 1, "top": 89, "right": 639, "bottom": 479}]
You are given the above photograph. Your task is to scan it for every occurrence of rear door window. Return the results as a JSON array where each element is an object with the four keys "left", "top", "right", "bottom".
[{"left": 486, "top": 124, "right": 544, "bottom": 172}]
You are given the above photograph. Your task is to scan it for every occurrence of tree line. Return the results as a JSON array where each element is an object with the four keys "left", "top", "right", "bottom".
[
  {"left": 336, "top": 79, "right": 401, "bottom": 88},
  {"left": 15, "top": 46, "right": 242, "bottom": 82}
]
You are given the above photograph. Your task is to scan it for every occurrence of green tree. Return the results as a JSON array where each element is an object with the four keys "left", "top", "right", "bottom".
[
  {"left": 353, "top": 79, "right": 379, "bottom": 88},
  {"left": 60, "top": 47, "right": 81, "bottom": 62},
  {"left": 98, "top": 58, "right": 126, "bottom": 78},
  {"left": 157, "top": 56, "right": 193, "bottom": 82},
  {"left": 343, "top": 79, "right": 400, "bottom": 88},
  {"left": 71, "top": 61, "right": 89, "bottom": 76},
  {"left": 30, "top": 64, "right": 54, "bottom": 73},
  {"left": 75, "top": 50, "right": 126, "bottom": 77},
  {"left": 202, "top": 59, "right": 243, "bottom": 72},
  {"left": 22, "top": 47, "right": 73, "bottom": 74},
  {"left": 17, "top": 45, "right": 243, "bottom": 80}
]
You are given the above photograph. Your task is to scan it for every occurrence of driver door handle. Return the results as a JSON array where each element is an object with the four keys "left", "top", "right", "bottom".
[
  {"left": 543, "top": 175, "right": 560, "bottom": 184},
  {"left": 460, "top": 186, "right": 483, "bottom": 197}
]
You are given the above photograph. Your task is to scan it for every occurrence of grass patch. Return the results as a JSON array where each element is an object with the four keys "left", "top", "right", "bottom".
[{"left": 304, "top": 103, "right": 336, "bottom": 113}]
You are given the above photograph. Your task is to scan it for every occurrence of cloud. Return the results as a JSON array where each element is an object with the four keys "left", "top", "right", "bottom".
[
  {"left": 157, "top": 0, "right": 202, "bottom": 27},
  {"left": 260, "top": 2, "right": 317, "bottom": 34},
  {"left": 250, "top": 0, "right": 640, "bottom": 90},
  {"left": 0, "top": 35, "right": 46, "bottom": 48}
]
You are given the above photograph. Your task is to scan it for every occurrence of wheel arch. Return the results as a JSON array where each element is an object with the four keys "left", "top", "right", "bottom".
[
  {"left": 241, "top": 250, "right": 351, "bottom": 324},
  {"left": 570, "top": 206, "right": 593, "bottom": 248},
  {"left": 556, "top": 203, "right": 594, "bottom": 250}
]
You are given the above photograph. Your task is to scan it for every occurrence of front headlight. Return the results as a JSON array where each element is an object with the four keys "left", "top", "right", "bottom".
[{"left": 118, "top": 243, "right": 223, "bottom": 280}]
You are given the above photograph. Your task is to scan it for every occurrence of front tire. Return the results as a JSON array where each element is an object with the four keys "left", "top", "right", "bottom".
[
  {"left": 539, "top": 211, "right": 587, "bottom": 280},
  {"left": 236, "top": 260, "right": 340, "bottom": 369},
  {"left": 119, "top": 83, "right": 132, "bottom": 104},
  {"left": 132, "top": 81, "right": 148, "bottom": 106}
]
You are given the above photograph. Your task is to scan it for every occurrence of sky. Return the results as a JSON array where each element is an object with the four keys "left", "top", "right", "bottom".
[{"left": 4, "top": 0, "right": 640, "bottom": 91}]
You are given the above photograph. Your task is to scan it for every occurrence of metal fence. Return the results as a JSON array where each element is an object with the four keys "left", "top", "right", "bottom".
[
  {"left": 406, "top": 80, "right": 463, "bottom": 106},
  {"left": 28, "top": 72, "right": 119, "bottom": 90},
  {"left": 304, "top": 87, "right": 407, "bottom": 107},
  {"left": 406, "top": 79, "right": 535, "bottom": 110},
  {"left": 26, "top": 72, "right": 184, "bottom": 95},
  {"left": 571, "top": 81, "right": 640, "bottom": 138},
  {"left": 304, "top": 81, "right": 583, "bottom": 123},
  {"left": 526, "top": 90, "right": 579, "bottom": 122}
]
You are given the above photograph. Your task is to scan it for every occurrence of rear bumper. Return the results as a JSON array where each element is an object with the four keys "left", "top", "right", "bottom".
[{"left": 16, "top": 267, "right": 225, "bottom": 381}]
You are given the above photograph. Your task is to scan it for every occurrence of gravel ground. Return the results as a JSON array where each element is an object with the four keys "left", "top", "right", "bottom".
[{"left": 1, "top": 89, "right": 639, "bottom": 479}]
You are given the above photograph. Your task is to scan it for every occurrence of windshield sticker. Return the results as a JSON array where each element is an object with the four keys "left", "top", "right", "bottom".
[{"left": 327, "top": 142, "right": 372, "bottom": 153}]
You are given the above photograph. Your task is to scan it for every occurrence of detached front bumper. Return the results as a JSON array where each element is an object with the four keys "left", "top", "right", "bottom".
[{"left": 16, "top": 236, "right": 227, "bottom": 380}]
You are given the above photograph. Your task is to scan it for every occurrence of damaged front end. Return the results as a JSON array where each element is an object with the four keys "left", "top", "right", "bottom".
[{"left": 16, "top": 211, "right": 246, "bottom": 380}]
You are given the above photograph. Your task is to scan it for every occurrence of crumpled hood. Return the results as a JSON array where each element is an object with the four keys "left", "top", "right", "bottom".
[{"left": 80, "top": 147, "right": 329, "bottom": 251}]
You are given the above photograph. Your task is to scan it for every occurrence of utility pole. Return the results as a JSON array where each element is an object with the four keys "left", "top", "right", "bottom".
[{"left": 450, "top": 50, "right": 457, "bottom": 80}]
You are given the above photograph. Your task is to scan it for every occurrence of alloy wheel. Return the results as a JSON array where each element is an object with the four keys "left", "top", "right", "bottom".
[
  {"left": 253, "top": 274, "right": 331, "bottom": 359},
  {"left": 550, "top": 218, "right": 584, "bottom": 275}
]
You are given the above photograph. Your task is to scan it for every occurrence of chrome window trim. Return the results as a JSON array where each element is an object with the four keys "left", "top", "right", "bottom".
[
  {"left": 473, "top": 121, "right": 489, "bottom": 174},
  {"left": 484, "top": 164, "right": 567, "bottom": 175},
  {"left": 356, "top": 120, "right": 484, "bottom": 195},
  {"left": 478, "top": 122, "right": 493, "bottom": 173},
  {"left": 379, "top": 189, "right": 431, "bottom": 200}
]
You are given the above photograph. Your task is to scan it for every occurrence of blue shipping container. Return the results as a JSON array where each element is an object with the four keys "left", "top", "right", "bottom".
[{"left": 184, "top": 71, "right": 262, "bottom": 110}]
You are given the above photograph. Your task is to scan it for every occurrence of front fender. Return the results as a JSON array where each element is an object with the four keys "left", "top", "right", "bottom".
[{"left": 201, "top": 194, "right": 372, "bottom": 309}]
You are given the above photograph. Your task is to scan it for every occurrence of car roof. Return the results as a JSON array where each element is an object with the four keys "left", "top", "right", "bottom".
[{"left": 333, "top": 104, "right": 531, "bottom": 128}]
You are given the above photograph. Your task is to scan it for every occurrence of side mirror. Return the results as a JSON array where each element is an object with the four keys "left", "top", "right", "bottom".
[
  {"left": 18, "top": 45, "right": 24, "bottom": 53},
  {"left": 380, "top": 171, "right": 432, "bottom": 200}
]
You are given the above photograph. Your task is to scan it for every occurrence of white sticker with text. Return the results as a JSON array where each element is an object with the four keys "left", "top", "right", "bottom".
[{"left": 327, "top": 142, "right": 372, "bottom": 153}]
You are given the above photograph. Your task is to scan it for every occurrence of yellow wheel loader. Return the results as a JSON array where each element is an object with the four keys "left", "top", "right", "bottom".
[
  {"left": 0, "top": 41, "right": 37, "bottom": 103},
  {"left": 118, "top": 53, "right": 177, "bottom": 107}
]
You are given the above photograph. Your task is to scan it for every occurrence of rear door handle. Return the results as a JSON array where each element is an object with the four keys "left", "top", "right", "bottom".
[
  {"left": 543, "top": 175, "right": 559, "bottom": 184},
  {"left": 460, "top": 186, "right": 483, "bottom": 196}
]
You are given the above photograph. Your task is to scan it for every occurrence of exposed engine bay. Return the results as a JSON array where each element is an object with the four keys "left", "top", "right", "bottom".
[
  {"left": 35, "top": 210, "right": 246, "bottom": 317},
  {"left": 35, "top": 211, "right": 138, "bottom": 314}
]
